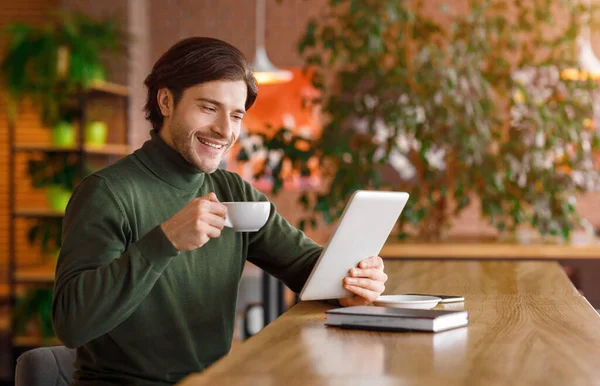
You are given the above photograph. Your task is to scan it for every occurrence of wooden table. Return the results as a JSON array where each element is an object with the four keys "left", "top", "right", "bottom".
[
  {"left": 178, "top": 260, "right": 600, "bottom": 386},
  {"left": 380, "top": 238, "right": 600, "bottom": 260}
]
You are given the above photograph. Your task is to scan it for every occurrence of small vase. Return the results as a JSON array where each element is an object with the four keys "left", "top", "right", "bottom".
[
  {"left": 56, "top": 45, "right": 70, "bottom": 79},
  {"left": 51, "top": 121, "right": 75, "bottom": 147},
  {"left": 85, "top": 121, "right": 108, "bottom": 146},
  {"left": 47, "top": 185, "right": 71, "bottom": 212}
]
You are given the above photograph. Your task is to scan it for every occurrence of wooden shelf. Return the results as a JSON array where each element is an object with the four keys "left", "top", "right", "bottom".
[
  {"left": 13, "top": 143, "right": 131, "bottom": 155},
  {"left": 14, "top": 263, "right": 56, "bottom": 284},
  {"left": 13, "top": 209, "right": 64, "bottom": 218},
  {"left": 87, "top": 81, "right": 129, "bottom": 97}
]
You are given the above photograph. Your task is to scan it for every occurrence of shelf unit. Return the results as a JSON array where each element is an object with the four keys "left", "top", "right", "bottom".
[{"left": 5, "top": 82, "right": 131, "bottom": 355}]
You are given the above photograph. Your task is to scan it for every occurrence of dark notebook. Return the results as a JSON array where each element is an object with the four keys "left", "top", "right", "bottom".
[{"left": 326, "top": 306, "right": 468, "bottom": 332}]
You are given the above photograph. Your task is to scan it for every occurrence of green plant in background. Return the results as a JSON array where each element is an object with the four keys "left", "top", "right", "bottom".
[
  {"left": 1, "top": 10, "right": 123, "bottom": 343},
  {"left": 28, "top": 152, "right": 79, "bottom": 193},
  {"left": 27, "top": 153, "right": 80, "bottom": 255},
  {"left": 0, "top": 9, "right": 123, "bottom": 127},
  {"left": 12, "top": 288, "right": 55, "bottom": 341},
  {"left": 246, "top": 0, "right": 600, "bottom": 241},
  {"left": 27, "top": 218, "right": 63, "bottom": 258}
]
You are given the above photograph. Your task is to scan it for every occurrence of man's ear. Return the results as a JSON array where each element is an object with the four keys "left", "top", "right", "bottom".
[{"left": 157, "top": 88, "right": 173, "bottom": 117}]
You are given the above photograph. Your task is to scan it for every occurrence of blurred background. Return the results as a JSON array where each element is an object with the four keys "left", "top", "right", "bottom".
[{"left": 1, "top": 0, "right": 600, "bottom": 384}]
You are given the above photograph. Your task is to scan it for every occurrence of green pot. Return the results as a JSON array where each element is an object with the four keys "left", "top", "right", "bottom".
[
  {"left": 51, "top": 121, "right": 75, "bottom": 147},
  {"left": 85, "top": 121, "right": 108, "bottom": 145},
  {"left": 47, "top": 185, "right": 71, "bottom": 212},
  {"left": 85, "top": 63, "right": 106, "bottom": 85}
]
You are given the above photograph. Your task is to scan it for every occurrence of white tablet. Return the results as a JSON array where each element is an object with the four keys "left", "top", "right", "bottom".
[{"left": 299, "top": 190, "right": 409, "bottom": 301}]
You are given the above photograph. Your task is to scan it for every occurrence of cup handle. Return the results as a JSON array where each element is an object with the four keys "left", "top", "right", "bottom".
[{"left": 224, "top": 214, "right": 232, "bottom": 228}]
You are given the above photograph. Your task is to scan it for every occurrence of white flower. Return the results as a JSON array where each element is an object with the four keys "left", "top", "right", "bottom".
[
  {"left": 389, "top": 149, "right": 416, "bottom": 180},
  {"left": 415, "top": 106, "right": 426, "bottom": 124},
  {"left": 364, "top": 94, "right": 378, "bottom": 110},
  {"left": 434, "top": 91, "right": 443, "bottom": 106},
  {"left": 353, "top": 118, "right": 369, "bottom": 134},
  {"left": 374, "top": 118, "right": 389, "bottom": 143},
  {"left": 283, "top": 131, "right": 293, "bottom": 142},
  {"left": 494, "top": 173, "right": 504, "bottom": 189},
  {"left": 255, "top": 149, "right": 268, "bottom": 161},
  {"left": 465, "top": 102, "right": 474, "bottom": 117},
  {"left": 518, "top": 173, "right": 527, "bottom": 187},
  {"left": 535, "top": 132, "right": 545, "bottom": 148},
  {"left": 298, "top": 125, "right": 313, "bottom": 139},
  {"left": 395, "top": 133, "right": 411, "bottom": 153},
  {"left": 425, "top": 147, "right": 446, "bottom": 170},
  {"left": 268, "top": 150, "right": 283, "bottom": 168},
  {"left": 413, "top": 138, "right": 422, "bottom": 152},
  {"left": 582, "top": 140, "right": 591, "bottom": 153},
  {"left": 282, "top": 113, "right": 296, "bottom": 129},
  {"left": 373, "top": 146, "right": 386, "bottom": 162},
  {"left": 342, "top": 153, "right": 353, "bottom": 163}
]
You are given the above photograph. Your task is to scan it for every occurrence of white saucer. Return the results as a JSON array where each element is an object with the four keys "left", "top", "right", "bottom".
[{"left": 373, "top": 295, "right": 442, "bottom": 309}]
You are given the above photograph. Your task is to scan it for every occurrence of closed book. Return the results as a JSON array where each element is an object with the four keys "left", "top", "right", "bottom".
[{"left": 326, "top": 306, "right": 468, "bottom": 332}]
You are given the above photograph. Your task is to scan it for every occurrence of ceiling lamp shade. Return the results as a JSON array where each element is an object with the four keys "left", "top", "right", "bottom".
[{"left": 251, "top": 0, "right": 293, "bottom": 85}]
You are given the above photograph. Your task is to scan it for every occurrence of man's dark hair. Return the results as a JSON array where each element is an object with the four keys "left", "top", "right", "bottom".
[{"left": 144, "top": 37, "right": 258, "bottom": 131}]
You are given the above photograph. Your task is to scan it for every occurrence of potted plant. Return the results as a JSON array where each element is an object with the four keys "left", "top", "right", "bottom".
[
  {"left": 0, "top": 9, "right": 123, "bottom": 129},
  {"left": 12, "top": 288, "right": 55, "bottom": 343},
  {"left": 85, "top": 120, "right": 108, "bottom": 146},
  {"left": 27, "top": 218, "right": 63, "bottom": 260},
  {"left": 244, "top": 0, "right": 600, "bottom": 242},
  {"left": 28, "top": 152, "right": 79, "bottom": 212}
]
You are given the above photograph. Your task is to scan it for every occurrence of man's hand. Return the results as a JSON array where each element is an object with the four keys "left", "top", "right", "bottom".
[
  {"left": 338, "top": 256, "right": 388, "bottom": 307},
  {"left": 160, "top": 193, "right": 227, "bottom": 251}
]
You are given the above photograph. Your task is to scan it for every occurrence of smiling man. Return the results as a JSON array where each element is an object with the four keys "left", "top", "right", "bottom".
[{"left": 52, "top": 37, "right": 388, "bottom": 385}]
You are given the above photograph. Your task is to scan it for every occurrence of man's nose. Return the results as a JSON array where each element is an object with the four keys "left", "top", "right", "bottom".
[{"left": 212, "top": 112, "right": 232, "bottom": 139}]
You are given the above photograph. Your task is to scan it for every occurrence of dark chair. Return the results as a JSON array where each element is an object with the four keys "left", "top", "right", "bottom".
[{"left": 15, "top": 346, "right": 76, "bottom": 386}]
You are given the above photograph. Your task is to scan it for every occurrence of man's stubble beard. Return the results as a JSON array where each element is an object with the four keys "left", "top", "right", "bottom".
[{"left": 170, "top": 119, "right": 234, "bottom": 174}]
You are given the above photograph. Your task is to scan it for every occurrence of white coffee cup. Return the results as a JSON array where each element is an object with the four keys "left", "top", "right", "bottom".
[{"left": 222, "top": 202, "right": 270, "bottom": 232}]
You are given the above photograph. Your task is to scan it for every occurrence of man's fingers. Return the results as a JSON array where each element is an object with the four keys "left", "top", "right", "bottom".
[
  {"left": 197, "top": 195, "right": 227, "bottom": 218},
  {"left": 205, "top": 224, "right": 222, "bottom": 239},
  {"left": 358, "top": 256, "right": 384, "bottom": 270},
  {"left": 343, "top": 285, "right": 380, "bottom": 303},
  {"left": 204, "top": 192, "right": 220, "bottom": 202},
  {"left": 208, "top": 201, "right": 228, "bottom": 218},
  {"left": 349, "top": 268, "right": 388, "bottom": 282},
  {"left": 344, "top": 277, "right": 385, "bottom": 293},
  {"left": 201, "top": 212, "right": 226, "bottom": 230}
]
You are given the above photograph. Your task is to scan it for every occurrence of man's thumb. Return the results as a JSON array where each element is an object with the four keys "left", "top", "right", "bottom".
[{"left": 203, "top": 192, "right": 220, "bottom": 202}]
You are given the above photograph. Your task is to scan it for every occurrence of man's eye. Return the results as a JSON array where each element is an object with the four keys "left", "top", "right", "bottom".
[
  {"left": 203, "top": 106, "right": 216, "bottom": 112},
  {"left": 232, "top": 115, "right": 243, "bottom": 121}
]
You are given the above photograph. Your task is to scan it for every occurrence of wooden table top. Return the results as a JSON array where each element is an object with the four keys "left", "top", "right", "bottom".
[
  {"left": 380, "top": 237, "right": 600, "bottom": 259},
  {"left": 178, "top": 261, "right": 600, "bottom": 386}
]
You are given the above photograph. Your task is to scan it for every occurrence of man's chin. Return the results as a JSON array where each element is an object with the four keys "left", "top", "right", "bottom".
[{"left": 195, "top": 161, "right": 220, "bottom": 174}]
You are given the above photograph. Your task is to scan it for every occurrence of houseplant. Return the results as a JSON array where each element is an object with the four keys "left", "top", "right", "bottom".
[
  {"left": 12, "top": 288, "right": 55, "bottom": 342},
  {"left": 243, "top": 0, "right": 600, "bottom": 241},
  {"left": 28, "top": 152, "right": 79, "bottom": 211},
  {"left": 26, "top": 152, "right": 80, "bottom": 258},
  {"left": 2, "top": 10, "right": 123, "bottom": 343},
  {"left": 0, "top": 9, "right": 123, "bottom": 129}
]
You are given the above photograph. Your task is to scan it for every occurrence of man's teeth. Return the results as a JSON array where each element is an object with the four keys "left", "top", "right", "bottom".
[{"left": 198, "top": 138, "right": 223, "bottom": 149}]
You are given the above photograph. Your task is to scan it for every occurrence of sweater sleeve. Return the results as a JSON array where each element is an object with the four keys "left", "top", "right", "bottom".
[
  {"left": 52, "top": 175, "right": 179, "bottom": 348},
  {"left": 241, "top": 179, "right": 323, "bottom": 293}
]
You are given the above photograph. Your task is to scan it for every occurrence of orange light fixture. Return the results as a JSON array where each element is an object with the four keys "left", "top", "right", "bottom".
[{"left": 251, "top": 0, "right": 293, "bottom": 85}]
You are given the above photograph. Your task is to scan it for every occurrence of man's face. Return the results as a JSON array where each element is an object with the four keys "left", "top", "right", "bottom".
[{"left": 159, "top": 80, "right": 247, "bottom": 173}]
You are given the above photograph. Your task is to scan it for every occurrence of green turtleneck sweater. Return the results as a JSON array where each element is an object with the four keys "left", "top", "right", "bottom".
[{"left": 52, "top": 130, "right": 323, "bottom": 385}]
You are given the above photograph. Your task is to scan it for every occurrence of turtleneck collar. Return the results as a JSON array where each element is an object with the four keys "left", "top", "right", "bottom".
[{"left": 134, "top": 129, "right": 206, "bottom": 191}]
